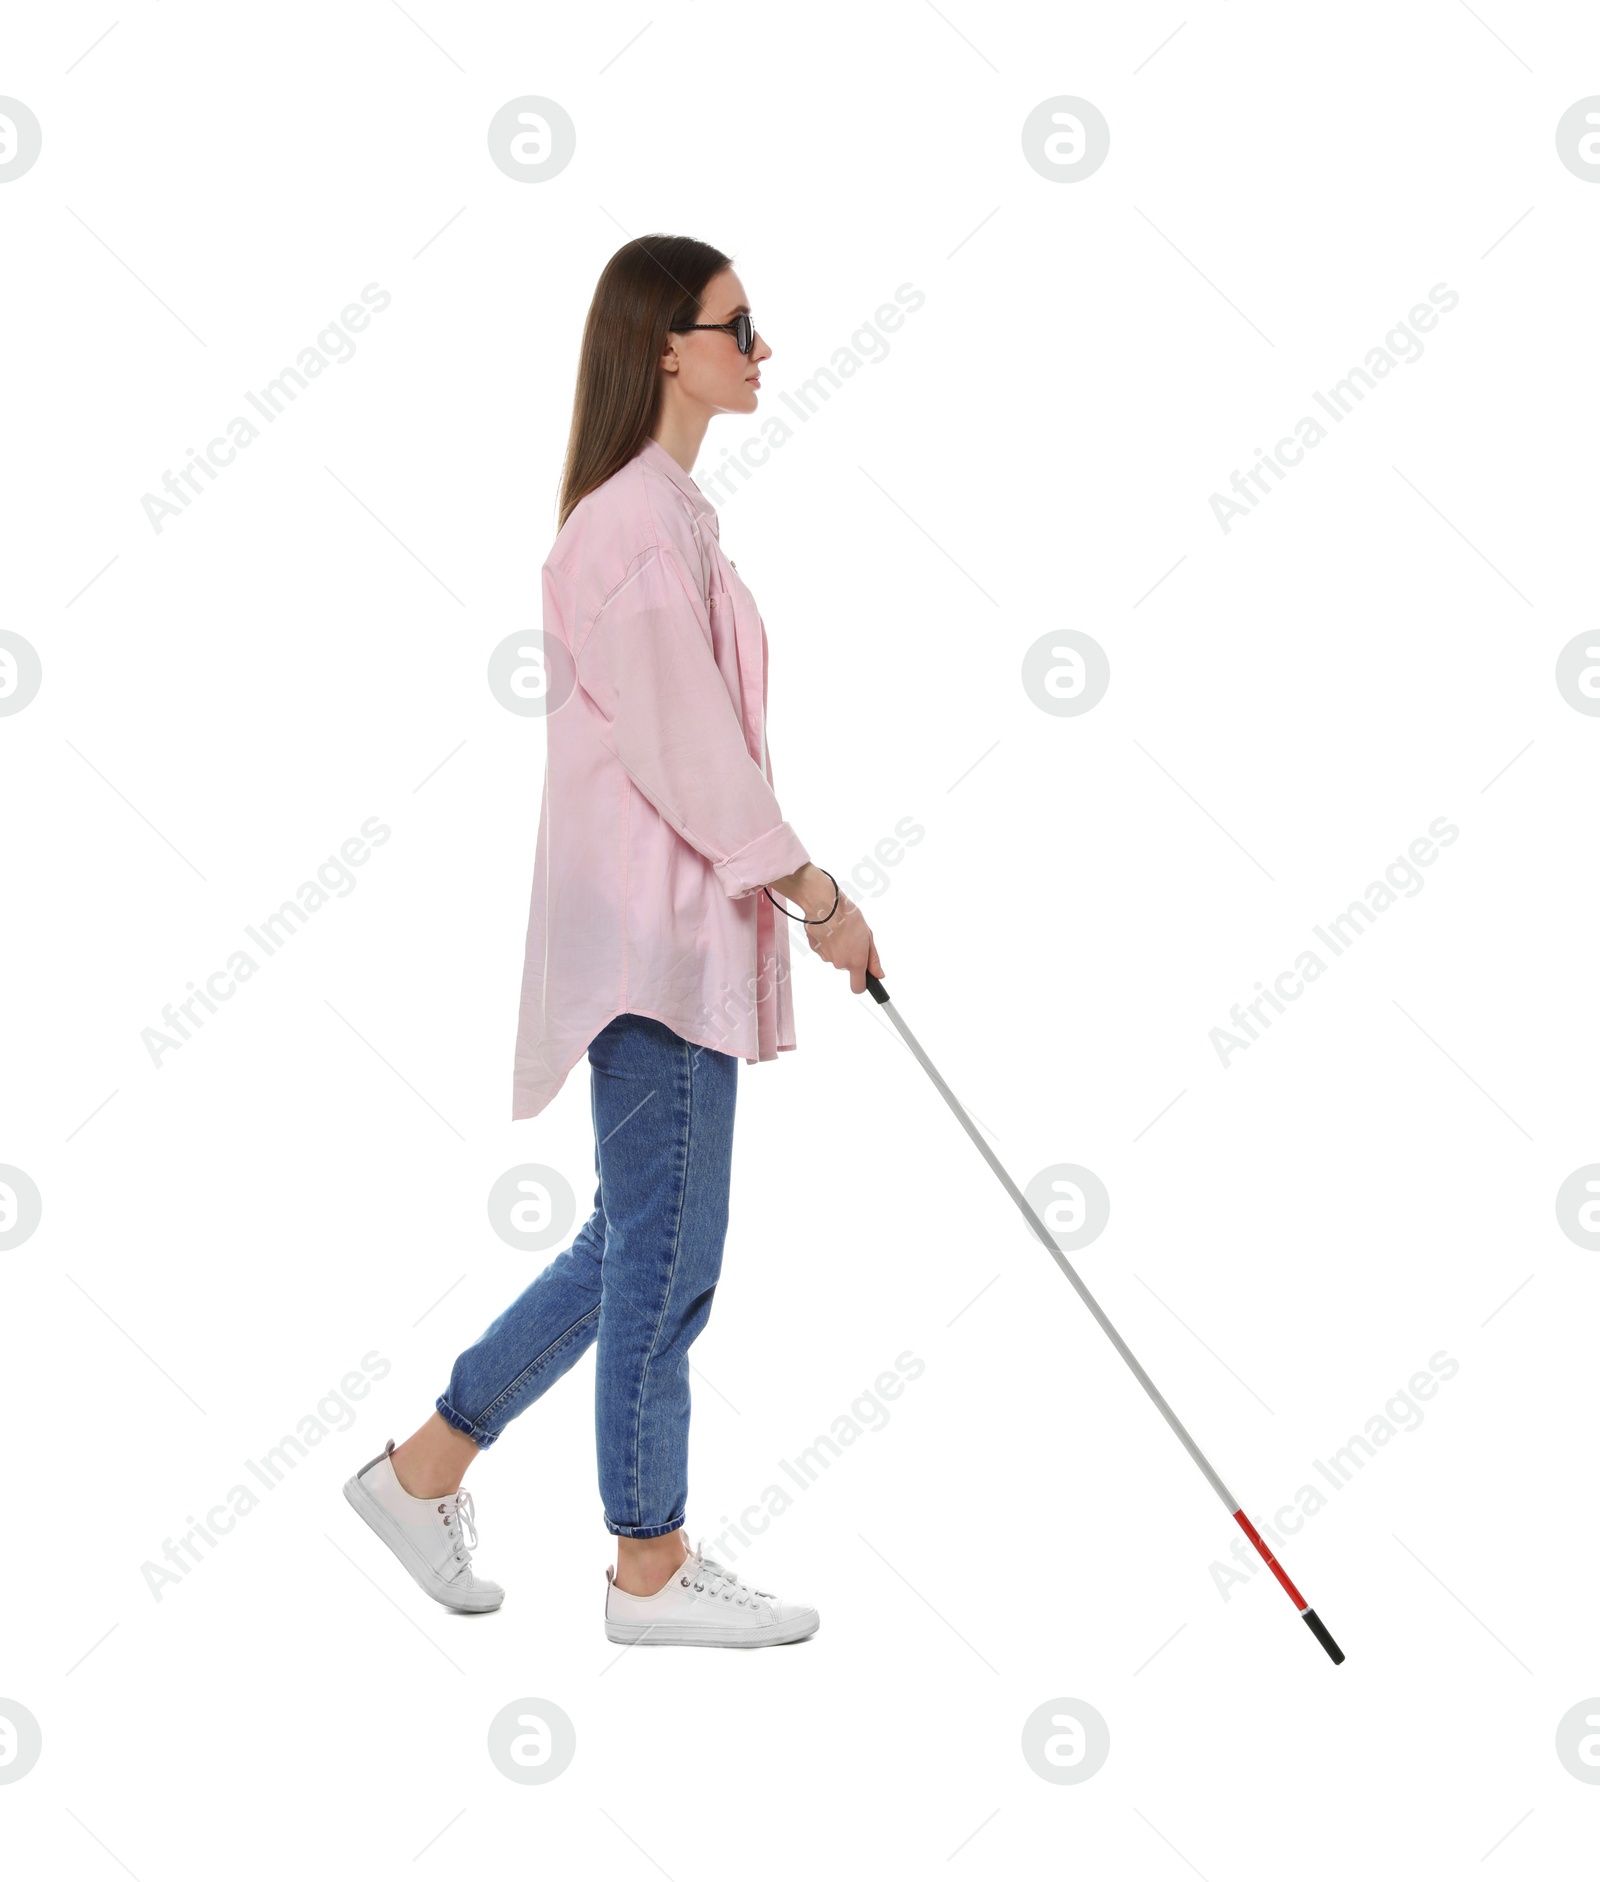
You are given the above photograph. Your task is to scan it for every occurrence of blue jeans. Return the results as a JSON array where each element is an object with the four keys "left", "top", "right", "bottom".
[{"left": 436, "top": 1013, "right": 738, "bottom": 1538}]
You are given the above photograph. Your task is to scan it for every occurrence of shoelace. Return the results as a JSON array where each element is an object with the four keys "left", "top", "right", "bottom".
[
  {"left": 439, "top": 1490, "right": 478, "bottom": 1578},
  {"left": 685, "top": 1541, "right": 774, "bottom": 1607}
]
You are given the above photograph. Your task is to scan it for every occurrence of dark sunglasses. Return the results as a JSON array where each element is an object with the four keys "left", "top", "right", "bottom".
[{"left": 669, "top": 311, "right": 757, "bottom": 355}]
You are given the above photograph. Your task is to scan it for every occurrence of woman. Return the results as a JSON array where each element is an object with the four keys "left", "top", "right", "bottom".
[{"left": 344, "top": 234, "right": 884, "bottom": 1649}]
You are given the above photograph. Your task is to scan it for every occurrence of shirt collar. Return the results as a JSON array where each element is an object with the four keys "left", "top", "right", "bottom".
[{"left": 637, "top": 436, "right": 718, "bottom": 535}]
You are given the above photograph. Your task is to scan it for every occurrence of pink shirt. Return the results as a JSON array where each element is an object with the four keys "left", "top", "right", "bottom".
[{"left": 511, "top": 436, "right": 812, "bottom": 1121}]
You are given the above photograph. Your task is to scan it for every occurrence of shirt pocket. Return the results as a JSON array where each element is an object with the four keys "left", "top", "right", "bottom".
[
  {"left": 717, "top": 551, "right": 758, "bottom": 613},
  {"left": 707, "top": 551, "right": 749, "bottom": 641},
  {"left": 705, "top": 570, "right": 732, "bottom": 648}
]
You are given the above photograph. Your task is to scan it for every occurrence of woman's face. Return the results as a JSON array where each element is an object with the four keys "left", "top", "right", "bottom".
[{"left": 663, "top": 268, "right": 772, "bottom": 415}]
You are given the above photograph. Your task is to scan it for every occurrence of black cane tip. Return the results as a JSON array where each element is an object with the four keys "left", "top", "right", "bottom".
[{"left": 1301, "top": 1608, "right": 1345, "bottom": 1665}]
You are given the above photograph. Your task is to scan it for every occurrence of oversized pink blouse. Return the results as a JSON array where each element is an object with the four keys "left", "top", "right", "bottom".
[{"left": 511, "top": 436, "right": 813, "bottom": 1121}]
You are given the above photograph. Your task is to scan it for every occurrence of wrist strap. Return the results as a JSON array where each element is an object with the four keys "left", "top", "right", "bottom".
[{"left": 764, "top": 868, "right": 840, "bottom": 925}]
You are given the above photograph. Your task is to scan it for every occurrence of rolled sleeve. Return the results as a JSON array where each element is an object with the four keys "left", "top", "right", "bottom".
[{"left": 572, "top": 541, "right": 810, "bottom": 899}]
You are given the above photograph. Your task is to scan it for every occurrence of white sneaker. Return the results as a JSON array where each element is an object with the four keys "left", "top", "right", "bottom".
[
  {"left": 342, "top": 1438, "right": 504, "bottom": 1613},
  {"left": 604, "top": 1535, "right": 819, "bottom": 1648}
]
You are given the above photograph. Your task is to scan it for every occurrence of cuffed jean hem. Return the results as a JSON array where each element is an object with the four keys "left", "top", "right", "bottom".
[
  {"left": 434, "top": 1396, "right": 496, "bottom": 1448},
  {"left": 605, "top": 1516, "right": 686, "bottom": 1539}
]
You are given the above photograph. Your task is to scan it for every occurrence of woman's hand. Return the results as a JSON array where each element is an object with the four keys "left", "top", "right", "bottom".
[
  {"left": 768, "top": 864, "right": 885, "bottom": 995},
  {"left": 807, "top": 891, "right": 884, "bottom": 994}
]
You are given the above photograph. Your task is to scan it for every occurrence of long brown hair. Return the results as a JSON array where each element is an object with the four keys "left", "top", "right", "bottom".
[{"left": 556, "top": 234, "right": 731, "bottom": 534}]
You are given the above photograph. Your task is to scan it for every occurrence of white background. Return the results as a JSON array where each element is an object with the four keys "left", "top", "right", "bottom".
[{"left": 4, "top": 1, "right": 1598, "bottom": 1873}]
